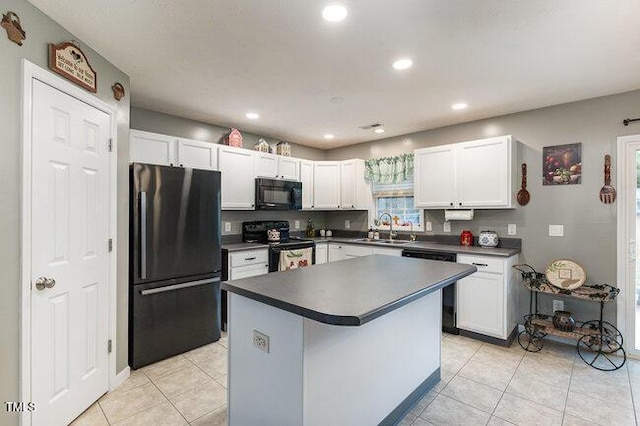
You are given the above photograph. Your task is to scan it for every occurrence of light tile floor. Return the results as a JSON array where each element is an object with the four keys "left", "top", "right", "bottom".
[{"left": 72, "top": 332, "right": 640, "bottom": 425}]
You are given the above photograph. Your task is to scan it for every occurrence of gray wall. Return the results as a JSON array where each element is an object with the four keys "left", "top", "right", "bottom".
[
  {"left": 0, "top": 1, "right": 130, "bottom": 424},
  {"left": 131, "top": 107, "right": 327, "bottom": 161},
  {"left": 325, "top": 90, "right": 640, "bottom": 324}
]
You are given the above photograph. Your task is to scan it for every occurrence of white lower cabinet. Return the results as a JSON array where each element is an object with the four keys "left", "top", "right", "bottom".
[
  {"left": 327, "top": 242, "right": 402, "bottom": 262},
  {"left": 328, "top": 243, "right": 345, "bottom": 262},
  {"left": 456, "top": 254, "right": 518, "bottom": 340},
  {"left": 228, "top": 249, "right": 269, "bottom": 280},
  {"left": 315, "top": 242, "right": 328, "bottom": 264}
]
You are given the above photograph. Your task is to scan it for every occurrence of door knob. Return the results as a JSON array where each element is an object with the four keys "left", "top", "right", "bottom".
[{"left": 35, "top": 276, "right": 56, "bottom": 290}]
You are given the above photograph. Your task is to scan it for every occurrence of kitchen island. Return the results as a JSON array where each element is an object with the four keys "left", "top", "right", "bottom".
[{"left": 222, "top": 255, "right": 476, "bottom": 426}]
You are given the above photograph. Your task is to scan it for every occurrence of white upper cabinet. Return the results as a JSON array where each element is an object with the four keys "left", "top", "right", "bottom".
[
  {"left": 414, "top": 145, "right": 457, "bottom": 209},
  {"left": 130, "top": 130, "right": 177, "bottom": 166},
  {"left": 457, "top": 137, "right": 512, "bottom": 208},
  {"left": 130, "top": 130, "right": 218, "bottom": 171},
  {"left": 255, "top": 153, "right": 300, "bottom": 180},
  {"left": 340, "top": 159, "right": 370, "bottom": 210},
  {"left": 415, "top": 135, "right": 516, "bottom": 209},
  {"left": 254, "top": 152, "right": 279, "bottom": 178},
  {"left": 313, "top": 162, "right": 341, "bottom": 209},
  {"left": 300, "top": 160, "right": 314, "bottom": 209},
  {"left": 278, "top": 156, "right": 300, "bottom": 181},
  {"left": 218, "top": 145, "right": 256, "bottom": 210},
  {"left": 177, "top": 138, "right": 218, "bottom": 170}
]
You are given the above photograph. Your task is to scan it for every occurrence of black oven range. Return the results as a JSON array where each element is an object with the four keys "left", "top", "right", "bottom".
[{"left": 242, "top": 220, "right": 316, "bottom": 272}]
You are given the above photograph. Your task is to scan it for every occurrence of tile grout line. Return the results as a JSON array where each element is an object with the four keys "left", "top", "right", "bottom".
[
  {"left": 486, "top": 343, "right": 526, "bottom": 423},
  {"left": 147, "top": 357, "right": 197, "bottom": 426}
]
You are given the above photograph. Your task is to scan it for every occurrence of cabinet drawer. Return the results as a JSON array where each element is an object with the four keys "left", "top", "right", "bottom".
[
  {"left": 457, "top": 254, "right": 503, "bottom": 274},
  {"left": 230, "top": 250, "right": 268, "bottom": 268},
  {"left": 230, "top": 264, "right": 269, "bottom": 280},
  {"left": 344, "top": 244, "right": 373, "bottom": 257}
]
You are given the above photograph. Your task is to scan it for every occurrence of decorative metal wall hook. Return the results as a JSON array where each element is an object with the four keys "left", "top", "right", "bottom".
[
  {"left": 1, "top": 11, "right": 26, "bottom": 46},
  {"left": 623, "top": 118, "right": 640, "bottom": 126}
]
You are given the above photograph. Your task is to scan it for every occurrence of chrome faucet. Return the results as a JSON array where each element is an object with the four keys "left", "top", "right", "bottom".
[
  {"left": 378, "top": 212, "right": 395, "bottom": 241},
  {"left": 406, "top": 221, "right": 417, "bottom": 241}
]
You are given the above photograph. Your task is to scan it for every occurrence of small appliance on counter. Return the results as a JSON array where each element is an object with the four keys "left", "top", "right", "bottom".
[
  {"left": 478, "top": 230, "right": 499, "bottom": 247},
  {"left": 460, "top": 230, "right": 473, "bottom": 246}
]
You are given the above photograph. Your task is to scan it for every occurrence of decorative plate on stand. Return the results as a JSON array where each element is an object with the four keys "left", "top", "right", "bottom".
[{"left": 544, "top": 259, "right": 586, "bottom": 290}]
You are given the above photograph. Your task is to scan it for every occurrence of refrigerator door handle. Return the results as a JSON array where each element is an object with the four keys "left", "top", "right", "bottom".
[
  {"left": 140, "top": 191, "right": 147, "bottom": 279},
  {"left": 140, "top": 277, "right": 221, "bottom": 296}
]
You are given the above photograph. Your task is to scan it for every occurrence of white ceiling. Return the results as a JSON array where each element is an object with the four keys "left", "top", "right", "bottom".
[{"left": 29, "top": 0, "right": 640, "bottom": 149}]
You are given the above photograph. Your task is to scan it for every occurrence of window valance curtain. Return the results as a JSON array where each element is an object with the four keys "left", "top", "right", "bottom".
[{"left": 364, "top": 153, "right": 414, "bottom": 184}]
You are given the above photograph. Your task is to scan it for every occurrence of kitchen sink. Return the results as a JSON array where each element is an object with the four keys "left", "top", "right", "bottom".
[{"left": 354, "top": 238, "right": 414, "bottom": 245}]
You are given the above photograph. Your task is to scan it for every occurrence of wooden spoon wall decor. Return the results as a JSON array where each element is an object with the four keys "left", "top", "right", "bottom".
[
  {"left": 517, "top": 163, "right": 530, "bottom": 206},
  {"left": 599, "top": 154, "right": 616, "bottom": 204}
]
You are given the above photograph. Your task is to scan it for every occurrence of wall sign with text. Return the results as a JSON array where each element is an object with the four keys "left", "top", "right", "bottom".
[{"left": 48, "top": 42, "right": 97, "bottom": 93}]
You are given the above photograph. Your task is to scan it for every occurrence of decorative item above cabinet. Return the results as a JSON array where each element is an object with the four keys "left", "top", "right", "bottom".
[{"left": 414, "top": 135, "right": 518, "bottom": 209}]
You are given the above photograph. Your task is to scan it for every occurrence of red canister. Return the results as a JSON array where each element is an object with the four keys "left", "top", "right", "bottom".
[{"left": 460, "top": 230, "right": 473, "bottom": 246}]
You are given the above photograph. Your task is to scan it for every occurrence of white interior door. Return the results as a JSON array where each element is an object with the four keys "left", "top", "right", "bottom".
[
  {"left": 30, "top": 79, "right": 111, "bottom": 425},
  {"left": 618, "top": 135, "right": 640, "bottom": 359}
]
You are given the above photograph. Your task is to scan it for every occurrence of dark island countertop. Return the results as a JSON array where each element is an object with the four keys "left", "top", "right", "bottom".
[{"left": 222, "top": 255, "right": 477, "bottom": 326}]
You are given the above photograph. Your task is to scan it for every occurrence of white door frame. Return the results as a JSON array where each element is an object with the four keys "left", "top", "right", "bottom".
[
  {"left": 20, "top": 59, "right": 119, "bottom": 425},
  {"left": 616, "top": 134, "right": 640, "bottom": 359}
]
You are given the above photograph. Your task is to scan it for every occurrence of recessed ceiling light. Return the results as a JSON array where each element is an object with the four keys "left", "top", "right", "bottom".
[
  {"left": 451, "top": 103, "right": 468, "bottom": 110},
  {"left": 246, "top": 112, "right": 259, "bottom": 119},
  {"left": 322, "top": 5, "right": 347, "bottom": 22},
  {"left": 392, "top": 59, "right": 413, "bottom": 70},
  {"left": 324, "top": 134, "right": 335, "bottom": 140},
  {"left": 374, "top": 128, "right": 385, "bottom": 134}
]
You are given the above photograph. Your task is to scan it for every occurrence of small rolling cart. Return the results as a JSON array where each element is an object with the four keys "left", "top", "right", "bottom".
[{"left": 513, "top": 264, "right": 626, "bottom": 371}]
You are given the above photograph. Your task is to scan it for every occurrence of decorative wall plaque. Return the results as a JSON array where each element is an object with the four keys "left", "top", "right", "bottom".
[
  {"left": 1, "top": 11, "right": 26, "bottom": 46},
  {"left": 48, "top": 42, "right": 97, "bottom": 92},
  {"left": 112, "top": 82, "right": 125, "bottom": 101}
]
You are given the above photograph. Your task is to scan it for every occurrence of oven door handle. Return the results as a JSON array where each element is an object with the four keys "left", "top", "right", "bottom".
[{"left": 140, "top": 277, "right": 220, "bottom": 296}]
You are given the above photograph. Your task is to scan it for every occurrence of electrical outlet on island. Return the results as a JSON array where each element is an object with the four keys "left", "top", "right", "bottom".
[{"left": 253, "top": 330, "right": 270, "bottom": 353}]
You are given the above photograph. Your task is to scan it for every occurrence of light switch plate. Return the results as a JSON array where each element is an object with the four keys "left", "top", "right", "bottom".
[
  {"left": 294, "top": 220, "right": 300, "bottom": 229},
  {"left": 224, "top": 222, "right": 231, "bottom": 233},
  {"left": 345, "top": 220, "right": 351, "bottom": 229},
  {"left": 508, "top": 224, "right": 517, "bottom": 235},
  {"left": 549, "top": 225, "right": 564, "bottom": 237},
  {"left": 443, "top": 221, "right": 451, "bottom": 232}
]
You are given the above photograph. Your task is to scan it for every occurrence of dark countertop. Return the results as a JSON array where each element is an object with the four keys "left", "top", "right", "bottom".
[
  {"left": 222, "top": 236, "right": 520, "bottom": 257},
  {"left": 311, "top": 237, "right": 520, "bottom": 257},
  {"left": 222, "top": 255, "right": 476, "bottom": 326},
  {"left": 222, "top": 243, "right": 270, "bottom": 252}
]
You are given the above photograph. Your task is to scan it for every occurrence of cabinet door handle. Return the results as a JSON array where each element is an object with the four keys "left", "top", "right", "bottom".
[
  {"left": 450, "top": 202, "right": 454, "bottom": 206},
  {"left": 245, "top": 256, "right": 257, "bottom": 261},
  {"left": 471, "top": 263, "right": 488, "bottom": 267},
  {"left": 459, "top": 202, "right": 462, "bottom": 206}
]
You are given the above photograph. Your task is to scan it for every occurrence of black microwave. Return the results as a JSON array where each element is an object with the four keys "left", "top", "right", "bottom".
[{"left": 255, "top": 178, "right": 302, "bottom": 210}]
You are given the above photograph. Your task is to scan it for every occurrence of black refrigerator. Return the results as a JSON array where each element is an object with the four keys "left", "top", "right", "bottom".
[{"left": 129, "top": 163, "right": 222, "bottom": 369}]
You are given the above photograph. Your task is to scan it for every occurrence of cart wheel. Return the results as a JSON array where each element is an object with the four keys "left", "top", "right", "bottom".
[
  {"left": 579, "top": 320, "right": 624, "bottom": 353},
  {"left": 577, "top": 332, "right": 626, "bottom": 371},
  {"left": 518, "top": 330, "right": 543, "bottom": 352}
]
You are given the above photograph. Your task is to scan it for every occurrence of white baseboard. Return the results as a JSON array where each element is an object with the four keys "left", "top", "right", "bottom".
[{"left": 111, "top": 366, "right": 130, "bottom": 391}]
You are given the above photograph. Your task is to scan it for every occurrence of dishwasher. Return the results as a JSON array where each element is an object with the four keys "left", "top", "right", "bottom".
[{"left": 401, "top": 249, "right": 459, "bottom": 334}]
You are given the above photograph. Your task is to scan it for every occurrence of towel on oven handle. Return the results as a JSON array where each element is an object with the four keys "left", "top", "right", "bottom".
[{"left": 279, "top": 247, "right": 313, "bottom": 271}]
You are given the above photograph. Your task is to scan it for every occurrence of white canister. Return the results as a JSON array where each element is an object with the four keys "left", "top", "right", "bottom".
[
  {"left": 319, "top": 229, "right": 326, "bottom": 237},
  {"left": 326, "top": 230, "right": 332, "bottom": 237},
  {"left": 478, "top": 230, "right": 499, "bottom": 247}
]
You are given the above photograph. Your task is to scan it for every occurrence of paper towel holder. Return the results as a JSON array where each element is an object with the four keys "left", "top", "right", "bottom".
[{"left": 444, "top": 209, "right": 474, "bottom": 221}]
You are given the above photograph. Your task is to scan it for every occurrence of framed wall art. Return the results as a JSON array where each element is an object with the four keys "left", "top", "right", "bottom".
[{"left": 543, "top": 143, "right": 582, "bottom": 185}]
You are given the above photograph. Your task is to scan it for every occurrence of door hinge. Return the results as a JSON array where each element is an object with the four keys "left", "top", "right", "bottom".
[
  {"left": 108, "top": 238, "right": 113, "bottom": 252},
  {"left": 108, "top": 138, "right": 113, "bottom": 152},
  {"left": 108, "top": 339, "right": 112, "bottom": 354}
]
